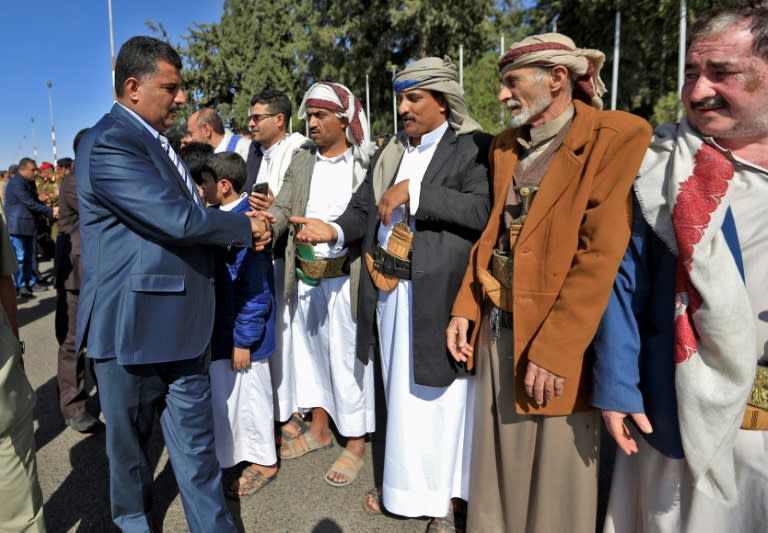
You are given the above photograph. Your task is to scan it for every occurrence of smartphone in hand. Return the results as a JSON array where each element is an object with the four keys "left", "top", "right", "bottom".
[{"left": 252, "top": 182, "right": 269, "bottom": 195}]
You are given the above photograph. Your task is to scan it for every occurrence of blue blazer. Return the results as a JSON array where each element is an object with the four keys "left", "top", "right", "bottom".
[
  {"left": 4, "top": 173, "right": 53, "bottom": 236},
  {"left": 76, "top": 103, "right": 253, "bottom": 365}
]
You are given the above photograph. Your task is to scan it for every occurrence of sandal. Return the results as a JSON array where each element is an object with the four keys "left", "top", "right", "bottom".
[
  {"left": 324, "top": 449, "right": 365, "bottom": 487},
  {"left": 362, "top": 487, "right": 382, "bottom": 515},
  {"left": 279, "top": 431, "right": 333, "bottom": 460},
  {"left": 225, "top": 465, "right": 276, "bottom": 500},
  {"left": 280, "top": 413, "right": 310, "bottom": 442}
]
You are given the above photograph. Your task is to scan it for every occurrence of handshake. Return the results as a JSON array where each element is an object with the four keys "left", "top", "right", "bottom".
[{"left": 246, "top": 210, "right": 276, "bottom": 251}]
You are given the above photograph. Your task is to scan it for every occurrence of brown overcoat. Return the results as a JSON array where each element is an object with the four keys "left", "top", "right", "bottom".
[{"left": 452, "top": 100, "right": 651, "bottom": 415}]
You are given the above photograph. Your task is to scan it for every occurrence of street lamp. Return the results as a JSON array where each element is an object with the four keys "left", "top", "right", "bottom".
[{"left": 46, "top": 80, "right": 57, "bottom": 162}]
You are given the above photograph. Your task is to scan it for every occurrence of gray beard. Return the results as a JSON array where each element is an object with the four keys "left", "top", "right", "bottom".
[{"left": 507, "top": 94, "right": 553, "bottom": 128}]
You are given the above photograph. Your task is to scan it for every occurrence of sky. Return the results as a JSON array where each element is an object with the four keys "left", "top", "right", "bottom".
[{"left": 1, "top": 1, "right": 224, "bottom": 170}]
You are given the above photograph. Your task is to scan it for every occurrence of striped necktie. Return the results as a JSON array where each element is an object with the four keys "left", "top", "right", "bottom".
[{"left": 158, "top": 134, "right": 201, "bottom": 204}]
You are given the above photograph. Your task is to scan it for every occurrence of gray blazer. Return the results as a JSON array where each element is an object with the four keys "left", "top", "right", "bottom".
[{"left": 269, "top": 145, "right": 363, "bottom": 317}]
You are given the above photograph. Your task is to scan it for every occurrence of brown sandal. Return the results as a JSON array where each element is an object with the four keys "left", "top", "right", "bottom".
[{"left": 225, "top": 465, "right": 276, "bottom": 500}]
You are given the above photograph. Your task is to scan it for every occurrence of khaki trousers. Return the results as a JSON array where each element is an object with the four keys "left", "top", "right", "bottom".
[
  {"left": 467, "top": 310, "right": 599, "bottom": 533},
  {"left": 0, "top": 409, "right": 45, "bottom": 532}
]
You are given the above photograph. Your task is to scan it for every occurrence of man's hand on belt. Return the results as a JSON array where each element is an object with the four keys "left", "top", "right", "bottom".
[
  {"left": 378, "top": 179, "right": 410, "bottom": 226},
  {"left": 524, "top": 361, "right": 565, "bottom": 406},
  {"left": 447, "top": 317, "right": 473, "bottom": 363},
  {"left": 290, "top": 216, "right": 337, "bottom": 245}
]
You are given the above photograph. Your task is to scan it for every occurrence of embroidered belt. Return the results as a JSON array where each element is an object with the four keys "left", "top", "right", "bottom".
[
  {"left": 371, "top": 245, "right": 412, "bottom": 280},
  {"left": 742, "top": 364, "right": 768, "bottom": 430},
  {"left": 296, "top": 254, "right": 350, "bottom": 280}
]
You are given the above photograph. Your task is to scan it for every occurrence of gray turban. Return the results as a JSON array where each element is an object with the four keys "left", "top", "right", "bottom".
[{"left": 393, "top": 56, "right": 482, "bottom": 135}]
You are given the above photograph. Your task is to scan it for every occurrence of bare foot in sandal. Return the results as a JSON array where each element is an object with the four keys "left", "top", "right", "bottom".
[
  {"left": 362, "top": 486, "right": 382, "bottom": 514},
  {"left": 277, "top": 412, "right": 309, "bottom": 446},
  {"left": 226, "top": 463, "right": 278, "bottom": 500},
  {"left": 325, "top": 436, "right": 365, "bottom": 486}
]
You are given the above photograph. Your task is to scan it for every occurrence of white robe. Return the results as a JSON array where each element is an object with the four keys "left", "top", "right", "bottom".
[
  {"left": 375, "top": 123, "right": 475, "bottom": 518},
  {"left": 210, "top": 359, "right": 277, "bottom": 468},
  {"left": 290, "top": 148, "right": 375, "bottom": 436},
  {"left": 604, "top": 148, "right": 768, "bottom": 533},
  {"left": 377, "top": 281, "right": 474, "bottom": 518}
]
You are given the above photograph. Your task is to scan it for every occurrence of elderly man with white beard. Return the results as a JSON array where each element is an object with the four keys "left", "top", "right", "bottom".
[{"left": 447, "top": 33, "right": 651, "bottom": 533}]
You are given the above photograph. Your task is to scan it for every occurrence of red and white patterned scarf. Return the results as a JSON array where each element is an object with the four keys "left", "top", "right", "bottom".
[{"left": 635, "top": 119, "right": 755, "bottom": 504}]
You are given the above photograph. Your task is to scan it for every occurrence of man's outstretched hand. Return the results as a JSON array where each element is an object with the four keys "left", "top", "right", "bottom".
[{"left": 289, "top": 216, "right": 337, "bottom": 244}]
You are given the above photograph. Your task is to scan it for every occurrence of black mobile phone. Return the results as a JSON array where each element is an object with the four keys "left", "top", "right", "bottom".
[{"left": 252, "top": 182, "right": 269, "bottom": 195}]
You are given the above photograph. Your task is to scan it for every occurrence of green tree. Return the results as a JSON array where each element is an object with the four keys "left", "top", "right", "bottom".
[
  {"left": 181, "top": 0, "right": 313, "bottom": 129},
  {"left": 524, "top": 0, "right": 726, "bottom": 118}
]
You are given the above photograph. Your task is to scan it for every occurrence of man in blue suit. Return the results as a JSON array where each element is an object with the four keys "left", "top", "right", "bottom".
[
  {"left": 4, "top": 157, "right": 57, "bottom": 298},
  {"left": 76, "top": 36, "right": 270, "bottom": 532}
]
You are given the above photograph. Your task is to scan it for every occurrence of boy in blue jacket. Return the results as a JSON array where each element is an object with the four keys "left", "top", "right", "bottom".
[{"left": 202, "top": 152, "right": 278, "bottom": 498}]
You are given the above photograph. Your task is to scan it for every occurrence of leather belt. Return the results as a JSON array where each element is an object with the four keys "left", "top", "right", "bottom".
[{"left": 372, "top": 245, "right": 412, "bottom": 280}]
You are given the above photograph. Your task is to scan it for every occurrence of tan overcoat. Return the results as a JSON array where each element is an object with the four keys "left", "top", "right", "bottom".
[{"left": 452, "top": 100, "right": 651, "bottom": 415}]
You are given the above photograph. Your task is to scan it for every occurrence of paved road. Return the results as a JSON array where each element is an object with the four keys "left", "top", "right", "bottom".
[{"left": 22, "top": 262, "right": 427, "bottom": 533}]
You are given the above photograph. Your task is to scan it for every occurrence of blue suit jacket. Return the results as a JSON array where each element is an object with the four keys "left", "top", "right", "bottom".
[
  {"left": 4, "top": 172, "right": 53, "bottom": 236},
  {"left": 76, "top": 103, "right": 253, "bottom": 365}
]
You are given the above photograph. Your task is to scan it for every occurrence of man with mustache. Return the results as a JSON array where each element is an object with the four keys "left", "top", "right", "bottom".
[
  {"left": 593, "top": 4, "right": 768, "bottom": 531},
  {"left": 292, "top": 57, "right": 491, "bottom": 531},
  {"left": 76, "top": 36, "right": 271, "bottom": 532},
  {"left": 267, "top": 82, "right": 377, "bottom": 487},
  {"left": 447, "top": 33, "right": 651, "bottom": 533}
]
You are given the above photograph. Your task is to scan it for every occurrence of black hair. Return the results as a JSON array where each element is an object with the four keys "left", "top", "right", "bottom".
[
  {"left": 178, "top": 142, "right": 214, "bottom": 186},
  {"left": 250, "top": 88, "right": 292, "bottom": 123},
  {"left": 114, "top": 36, "right": 182, "bottom": 97},
  {"left": 202, "top": 152, "right": 247, "bottom": 193}
]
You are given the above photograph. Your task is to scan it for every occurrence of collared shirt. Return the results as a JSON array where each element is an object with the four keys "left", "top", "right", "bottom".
[
  {"left": 306, "top": 148, "right": 355, "bottom": 259},
  {"left": 219, "top": 192, "right": 248, "bottom": 212},
  {"left": 331, "top": 121, "right": 450, "bottom": 250},
  {"left": 118, "top": 103, "right": 201, "bottom": 204},
  {"left": 117, "top": 103, "right": 160, "bottom": 139}
]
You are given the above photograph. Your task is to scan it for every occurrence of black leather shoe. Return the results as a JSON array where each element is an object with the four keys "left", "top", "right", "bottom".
[{"left": 64, "top": 412, "right": 101, "bottom": 433}]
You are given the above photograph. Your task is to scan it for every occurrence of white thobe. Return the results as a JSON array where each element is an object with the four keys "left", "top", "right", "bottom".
[
  {"left": 604, "top": 155, "right": 768, "bottom": 533},
  {"left": 376, "top": 122, "right": 475, "bottom": 518},
  {"left": 291, "top": 148, "right": 375, "bottom": 436}
]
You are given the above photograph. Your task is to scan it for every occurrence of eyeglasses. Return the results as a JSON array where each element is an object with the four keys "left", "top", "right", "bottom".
[{"left": 248, "top": 113, "right": 277, "bottom": 124}]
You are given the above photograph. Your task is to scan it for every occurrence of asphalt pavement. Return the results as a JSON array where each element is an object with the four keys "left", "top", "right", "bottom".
[{"left": 21, "top": 261, "right": 427, "bottom": 533}]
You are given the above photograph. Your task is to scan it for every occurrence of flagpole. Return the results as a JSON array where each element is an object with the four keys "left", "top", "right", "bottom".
[{"left": 611, "top": 6, "right": 621, "bottom": 110}]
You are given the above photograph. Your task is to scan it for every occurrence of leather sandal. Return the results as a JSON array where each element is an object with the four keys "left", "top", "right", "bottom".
[
  {"left": 280, "top": 413, "right": 310, "bottom": 442},
  {"left": 324, "top": 449, "right": 364, "bottom": 487},
  {"left": 225, "top": 465, "right": 276, "bottom": 500},
  {"left": 279, "top": 431, "right": 333, "bottom": 460}
]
